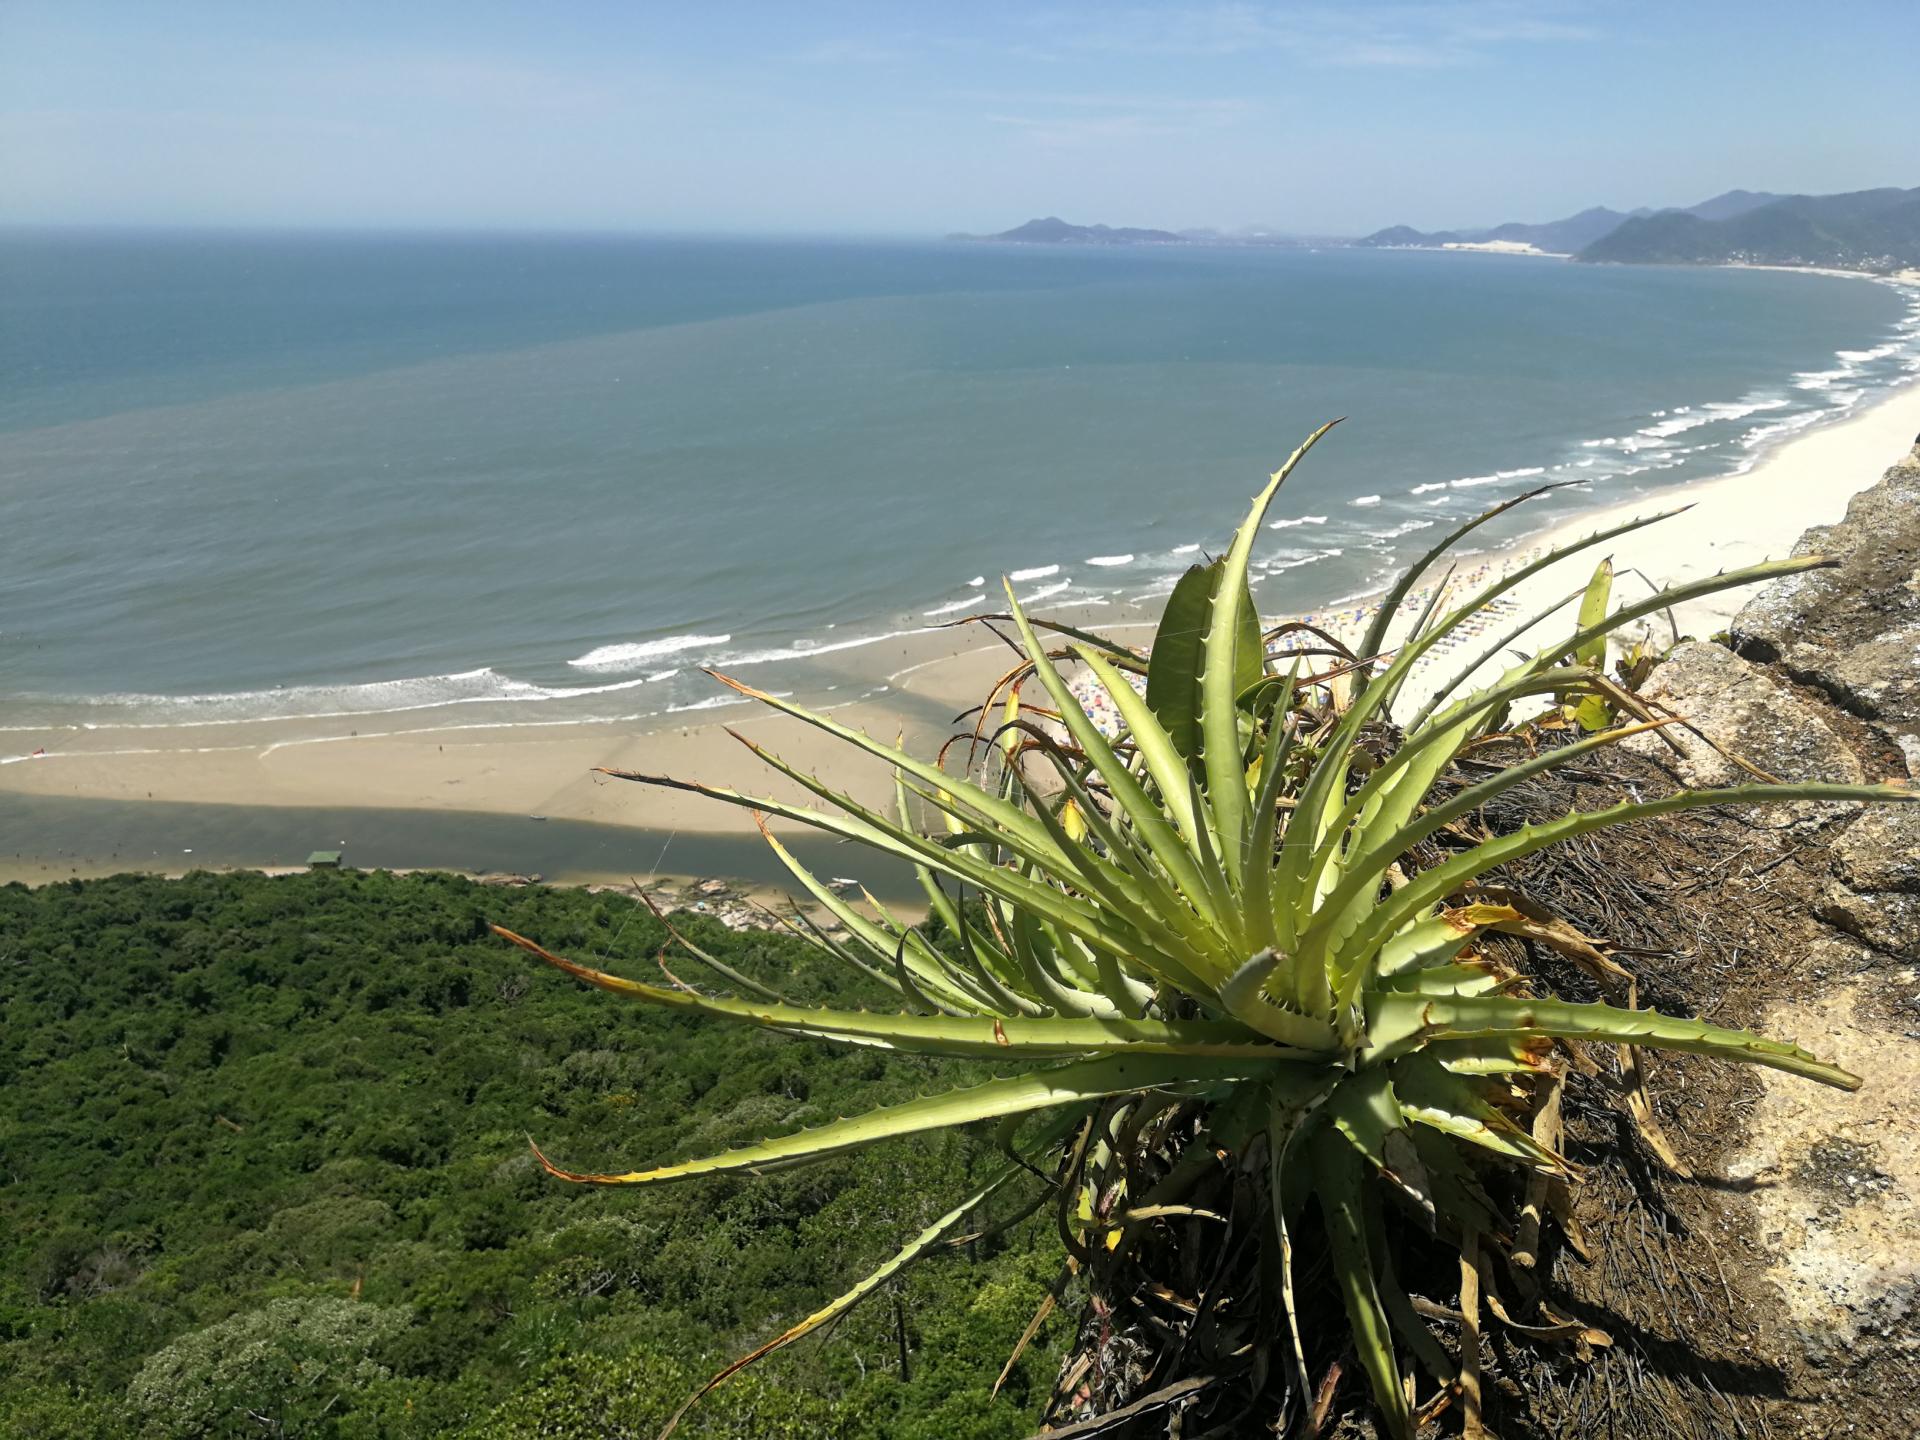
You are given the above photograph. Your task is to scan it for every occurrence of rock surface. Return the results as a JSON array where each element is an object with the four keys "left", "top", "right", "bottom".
[
  {"left": 1731, "top": 436, "right": 1920, "bottom": 733},
  {"left": 1637, "top": 439, "right": 1920, "bottom": 1433},
  {"left": 1820, "top": 803, "right": 1920, "bottom": 954},
  {"left": 1831, "top": 804, "right": 1920, "bottom": 893},
  {"left": 1639, "top": 439, "right": 1920, "bottom": 941},
  {"left": 1624, "top": 639, "right": 1867, "bottom": 826},
  {"left": 1818, "top": 883, "right": 1920, "bottom": 956},
  {"left": 1726, "top": 980, "right": 1920, "bottom": 1367}
]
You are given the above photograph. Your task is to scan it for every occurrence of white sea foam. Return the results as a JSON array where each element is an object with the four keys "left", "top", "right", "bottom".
[
  {"left": 511, "top": 674, "right": 663, "bottom": 702},
  {"left": 1266, "top": 550, "right": 1338, "bottom": 572},
  {"left": 1741, "top": 408, "right": 1827, "bottom": 449},
  {"left": 923, "top": 597, "right": 981, "bottom": 617},
  {"left": 1085, "top": 554, "right": 1134, "bottom": 566},
  {"left": 1637, "top": 411, "right": 1717, "bottom": 440},
  {"left": 46, "top": 667, "right": 675, "bottom": 730},
  {"left": 569, "top": 633, "right": 731, "bottom": 671},
  {"left": 1172, "top": 542, "right": 1203, "bottom": 553},
  {"left": 1021, "top": 579, "right": 1073, "bottom": 602},
  {"left": 1778, "top": 337, "right": 1913, "bottom": 403},
  {"left": 1269, "top": 515, "right": 1328, "bottom": 529},
  {"left": 967, "top": 575, "right": 986, "bottom": 586},
  {"left": 1132, "top": 574, "right": 1186, "bottom": 598},
  {"left": 719, "top": 628, "right": 932, "bottom": 667},
  {"left": 1008, "top": 564, "right": 1059, "bottom": 582},
  {"left": 1366, "top": 519, "right": 1438, "bottom": 539},
  {"left": 1409, "top": 481, "right": 1449, "bottom": 495},
  {"left": 1710, "top": 397, "right": 1791, "bottom": 420},
  {"left": 664, "top": 694, "right": 754, "bottom": 714},
  {"left": 1447, "top": 465, "right": 1548, "bottom": 489},
  {"left": 1793, "top": 367, "right": 1852, "bottom": 391},
  {"left": 1351, "top": 495, "right": 1383, "bottom": 507}
]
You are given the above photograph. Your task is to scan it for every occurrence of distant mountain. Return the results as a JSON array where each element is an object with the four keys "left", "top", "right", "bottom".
[
  {"left": 953, "top": 216, "right": 1187, "bottom": 245},
  {"left": 1357, "top": 206, "right": 1641, "bottom": 254},
  {"left": 956, "top": 189, "right": 1920, "bottom": 271},
  {"left": 1360, "top": 223, "right": 1465, "bottom": 248},
  {"left": 1485, "top": 206, "right": 1650, "bottom": 253},
  {"left": 1356, "top": 190, "right": 1795, "bottom": 257},
  {"left": 1579, "top": 187, "right": 1920, "bottom": 271},
  {"left": 1684, "top": 189, "right": 1784, "bottom": 222},
  {"left": 953, "top": 217, "right": 1331, "bottom": 248}
]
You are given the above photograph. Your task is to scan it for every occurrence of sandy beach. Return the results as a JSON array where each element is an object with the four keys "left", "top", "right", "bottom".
[{"left": 6, "top": 352, "right": 1920, "bottom": 889}]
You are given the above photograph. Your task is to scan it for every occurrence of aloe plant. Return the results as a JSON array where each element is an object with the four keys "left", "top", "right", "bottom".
[{"left": 501, "top": 423, "right": 1911, "bottom": 1438}]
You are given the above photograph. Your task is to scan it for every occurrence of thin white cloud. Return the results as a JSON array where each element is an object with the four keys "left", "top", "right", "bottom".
[
  {"left": 320, "top": 54, "right": 623, "bottom": 115},
  {"left": 975, "top": 93, "right": 1254, "bottom": 148},
  {"left": 1022, "top": 1, "right": 1597, "bottom": 68},
  {"left": 952, "top": 90, "right": 1251, "bottom": 112},
  {"left": 783, "top": 39, "right": 913, "bottom": 66}
]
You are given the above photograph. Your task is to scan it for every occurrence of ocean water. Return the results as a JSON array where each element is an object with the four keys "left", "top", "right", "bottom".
[{"left": 3, "top": 231, "right": 1917, "bottom": 738}]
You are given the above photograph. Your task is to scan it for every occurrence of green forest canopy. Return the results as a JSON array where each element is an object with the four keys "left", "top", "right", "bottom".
[{"left": 1, "top": 869, "right": 1069, "bottom": 1438}]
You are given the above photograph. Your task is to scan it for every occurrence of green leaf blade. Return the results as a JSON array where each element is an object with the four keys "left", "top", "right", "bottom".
[{"left": 531, "top": 1053, "right": 1295, "bottom": 1185}]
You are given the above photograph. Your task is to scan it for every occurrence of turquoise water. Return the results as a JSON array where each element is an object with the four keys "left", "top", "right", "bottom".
[{"left": 2, "top": 232, "right": 1916, "bottom": 736}]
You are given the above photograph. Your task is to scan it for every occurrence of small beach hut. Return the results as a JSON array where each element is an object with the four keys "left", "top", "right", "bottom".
[{"left": 306, "top": 850, "right": 344, "bottom": 869}]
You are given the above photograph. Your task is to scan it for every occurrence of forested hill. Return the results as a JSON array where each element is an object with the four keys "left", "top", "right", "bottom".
[
  {"left": 0, "top": 871, "right": 1065, "bottom": 1439},
  {"left": 1578, "top": 186, "right": 1920, "bottom": 270},
  {"left": 1355, "top": 190, "right": 1782, "bottom": 254},
  {"left": 951, "top": 216, "right": 1186, "bottom": 244},
  {"left": 1358, "top": 204, "right": 1648, "bottom": 253}
]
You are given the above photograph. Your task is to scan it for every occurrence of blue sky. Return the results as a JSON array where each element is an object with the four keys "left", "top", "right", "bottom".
[{"left": 1, "top": 1, "right": 1912, "bottom": 234}]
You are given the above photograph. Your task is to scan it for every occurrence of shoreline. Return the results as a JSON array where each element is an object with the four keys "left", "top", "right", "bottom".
[
  {"left": 1381, "top": 369, "right": 1920, "bottom": 717},
  {"left": 5, "top": 322, "right": 1920, "bottom": 888},
  {"left": 1360, "top": 249, "right": 1920, "bottom": 287}
]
